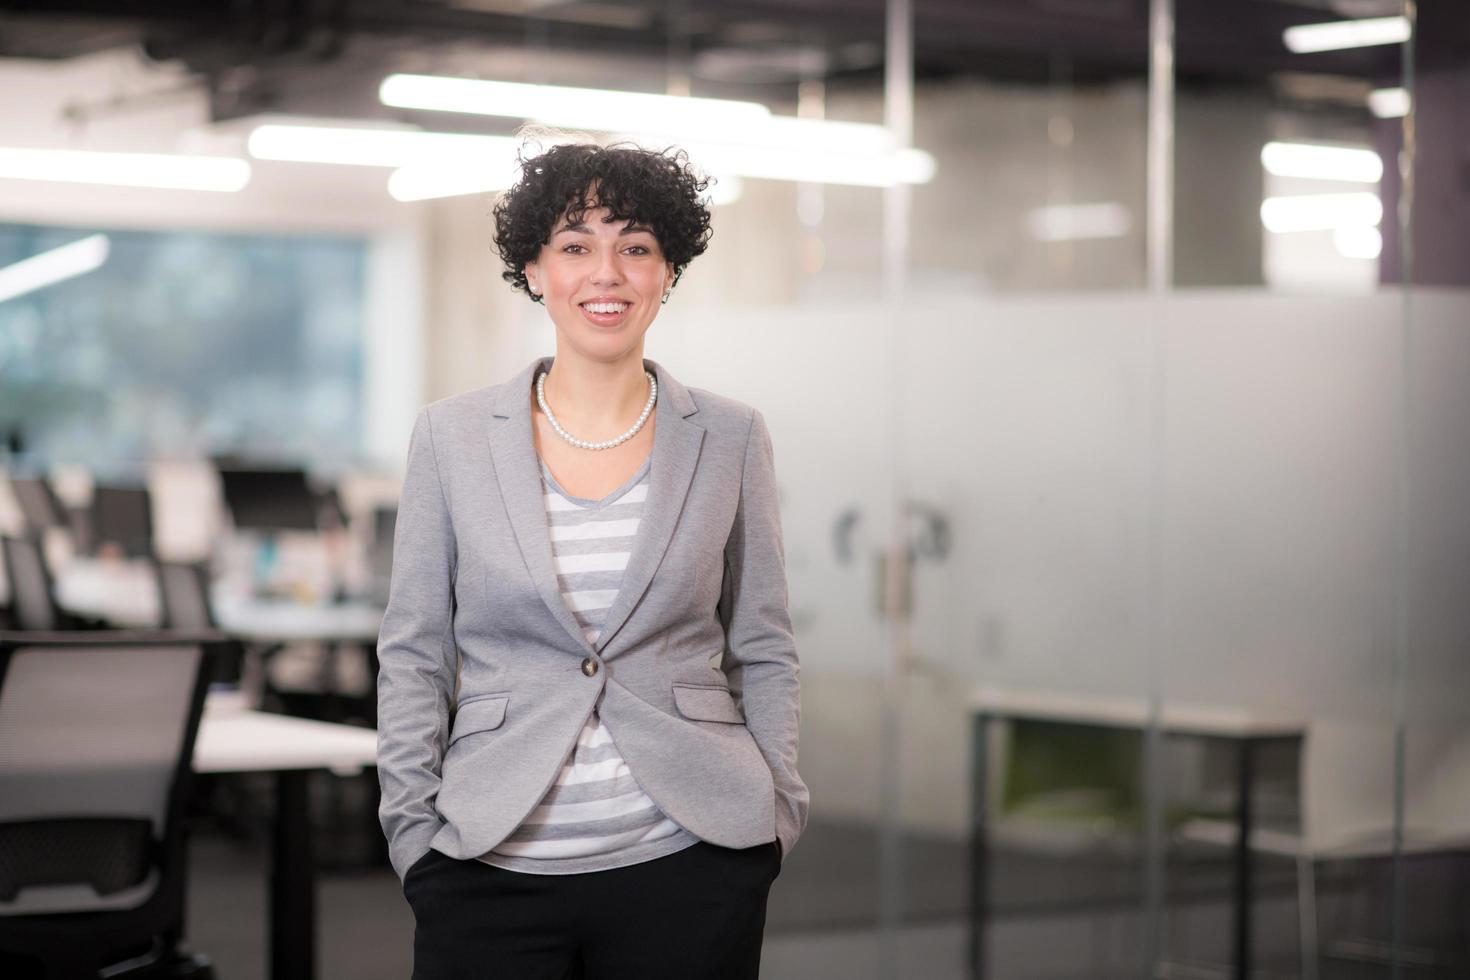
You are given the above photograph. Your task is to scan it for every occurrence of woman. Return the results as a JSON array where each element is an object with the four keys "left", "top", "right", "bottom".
[{"left": 377, "top": 140, "right": 809, "bottom": 979}]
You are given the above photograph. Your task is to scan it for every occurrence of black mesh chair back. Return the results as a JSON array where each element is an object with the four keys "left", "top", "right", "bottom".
[
  {"left": 8, "top": 476, "right": 93, "bottom": 556},
  {"left": 6, "top": 479, "right": 68, "bottom": 533},
  {"left": 0, "top": 536, "right": 61, "bottom": 632},
  {"left": 0, "top": 631, "right": 223, "bottom": 978},
  {"left": 90, "top": 485, "right": 154, "bottom": 559},
  {"left": 152, "top": 561, "right": 216, "bottom": 631}
]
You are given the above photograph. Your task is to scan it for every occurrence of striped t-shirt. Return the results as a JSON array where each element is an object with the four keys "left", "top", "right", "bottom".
[{"left": 478, "top": 450, "right": 700, "bottom": 874}]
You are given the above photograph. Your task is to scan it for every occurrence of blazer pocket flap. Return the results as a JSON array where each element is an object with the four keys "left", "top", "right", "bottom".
[
  {"left": 449, "top": 696, "right": 509, "bottom": 745},
  {"left": 673, "top": 684, "right": 744, "bottom": 724}
]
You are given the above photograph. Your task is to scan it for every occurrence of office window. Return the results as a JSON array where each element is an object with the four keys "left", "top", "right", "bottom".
[{"left": 0, "top": 223, "right": 366, "bottom": 469}]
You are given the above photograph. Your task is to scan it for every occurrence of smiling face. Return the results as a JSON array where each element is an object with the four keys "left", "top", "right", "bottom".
[{"left": 523, "top": 195, "right": 676, "bottom": 363}]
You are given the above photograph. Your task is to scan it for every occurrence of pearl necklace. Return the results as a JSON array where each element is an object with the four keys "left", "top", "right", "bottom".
[{"left": 536, "top": 369, "right": 657, "bottom": 450}]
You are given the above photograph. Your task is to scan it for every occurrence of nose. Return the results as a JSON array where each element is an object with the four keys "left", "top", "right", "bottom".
[{"left": 590, "top": 245, "right": 623, "bottom": 286}]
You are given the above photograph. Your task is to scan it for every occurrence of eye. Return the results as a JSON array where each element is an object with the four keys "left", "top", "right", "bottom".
[
  {"left": 625, "top": 245, "right": 650, "bottom": 255},
  {"left": 562, "top": 243, "right": 587, "bottom": 254}
]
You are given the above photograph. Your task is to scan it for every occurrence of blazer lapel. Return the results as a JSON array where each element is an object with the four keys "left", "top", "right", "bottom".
[
  {"left": 487, "top": 355, "right": 596, "bottom": 656},
  {"left": 485, "top": 354, "right": 705, "bottom": 659},
  {"left": 595, "top": 358, "right": 704, "bottom": 654}
]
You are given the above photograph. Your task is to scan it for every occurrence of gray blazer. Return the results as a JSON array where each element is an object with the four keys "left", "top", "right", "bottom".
[{"left": 376, "top": 354, "right": 809, "bottom": 880}]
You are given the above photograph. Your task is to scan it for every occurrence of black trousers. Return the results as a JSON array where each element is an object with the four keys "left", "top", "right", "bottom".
[{"left": 403, "top": 839, "right": 782, "bottom": 979}]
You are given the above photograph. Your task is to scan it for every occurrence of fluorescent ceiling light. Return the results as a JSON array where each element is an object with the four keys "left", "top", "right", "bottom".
[
  {"left": 389, "top": 138, "right": 934, "bottom": 201},
  {"left": 376, "top": 73, "right": 937, "bottom": 189},
  {"left": 1368, "top": 87, "right": 1410, "bottom": 119},
  {"left": 248, "top": 124, "right": 516, "bottom": 167},
  {"left": 0, "top": 234, "right": 110, "bottom": 304},
  {"left": 706, "top": 115, "right": 896, "bottom": 155},
  {"left": 250, "top": 117, "right": 898, "bottom": 176},
  {"left": 380, "top": 73, "right": 771, "bottom": 137},
  {"left": 390, "top": 160, "right": 747, "bottom": 205},
  {"left": 677, "top": 142, "right": 935, "bottom": 187},
  {"left": 379, "top": 73, "right": 903, "bottom": 156},
  {"left": 1283, "top": 16, "right": 1410, "bottom": 54},
  {"left": 1025, "top": 202, "right": 1131, "bottom": 242},
  {"left": 1260, "top": 192, "right": 1382, "bottom": 233},
  {"left": 1260, "top": 142, "right": 1383, "bottom": 182},
  {"left": 1334, "top": 225, "right": 1382, "bottom": 259},
  {"left": 0, "top": 147, "right": 249, "bottom": 191}
]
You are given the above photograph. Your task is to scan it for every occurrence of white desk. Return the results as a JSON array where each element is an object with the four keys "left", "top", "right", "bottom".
[
  {"left": 53, "top": 558, "right": 383, "bottom": 642},
  {"left": 969, "top": 685, "right": 1307, "bottom": 739},
  {"left": 967, "top": 685, "right": 1308, "bottom": 980},
  {"left": 196, "top": 700, "right": 378, "bottom": 774},
  {"left": 52, "top": 557, "right": 158, "bottom": 627},
  {"left": 211, "top": 594, "right": 382, "bottom": 645},
  {"left": 195, "top": 700, "right": 379, "bottom": 980}
]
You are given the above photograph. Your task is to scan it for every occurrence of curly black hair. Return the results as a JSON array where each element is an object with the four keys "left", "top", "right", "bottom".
[{"left": 491, "top": 138, "right": 716, "bottom": 304}]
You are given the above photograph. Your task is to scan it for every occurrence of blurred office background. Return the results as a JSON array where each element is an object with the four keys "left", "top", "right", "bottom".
[{"left": 1, "top": 0, "right": 1467, "bottom": 978}]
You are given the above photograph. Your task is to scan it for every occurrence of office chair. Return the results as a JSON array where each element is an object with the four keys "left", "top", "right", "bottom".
[
  {"left": 0, "top": 630, "right": 225, "bottom": 979},
  {"left": 6, "top": 477, "right": 68, "bottom": 534},
  {"left": 89, "top": 485, "right": 154, "bottom": 560},
  {"left": 150, "top": 560, "right": 215, "bottom": 632},
  {"left": 6, "top": 475, "right": 94, "bottom": 561},
  {"left": 151, "top": 559, "right": 244, "bottom": 687},
  {"left": 0, "top": 536, "right": 69, "bottom": 632}
]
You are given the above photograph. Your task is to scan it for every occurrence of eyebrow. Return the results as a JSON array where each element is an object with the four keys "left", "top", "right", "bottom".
[{"left": 553, "top": 222, "right": 654, "bottom": 237}]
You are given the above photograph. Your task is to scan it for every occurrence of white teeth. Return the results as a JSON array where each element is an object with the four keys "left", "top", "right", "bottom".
[{"left": 582, "top": 302, "right": 628, "bottom": 314}]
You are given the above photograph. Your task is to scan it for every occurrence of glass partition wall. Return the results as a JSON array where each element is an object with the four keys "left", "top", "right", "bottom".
[
  {"left": 890, "top": 4, "right": 1158, "bottom": 972},
  {"left": 672, "top": 4, "right": 1158, "bottom": 975},
  {"left": 800, "top": 1, "right": 1463, "bottom": 978},
  {"left": 648, "top": 0, "right": 1458, "bottom": 974},
  {"left": 1386, "top": 2, "right": 1470, "bottom": 975},
  {"left": 890, "top": 3, "right": 1157, "bottom": 977},
  {"left": 1155, "top": 1, "right": 1429, "bottom": 976}
]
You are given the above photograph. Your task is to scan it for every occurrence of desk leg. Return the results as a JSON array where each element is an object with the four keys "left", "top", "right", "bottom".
[
  {"left": 1233, "top": 738, "right": 1255, "bottom": 980},
  {"left": 968, "top": 713, "right": 989, "bottom": 980},
  {"left": 272, "top": 769, "right": 316, "bottom": 980}
]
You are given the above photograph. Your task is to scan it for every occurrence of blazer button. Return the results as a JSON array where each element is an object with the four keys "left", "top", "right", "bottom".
[{"left": 581, "top": 657, "right": 599, "bottom": 677}]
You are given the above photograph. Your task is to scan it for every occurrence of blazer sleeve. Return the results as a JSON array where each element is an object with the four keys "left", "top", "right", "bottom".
[
  {"left": 718, "top": 407, "right": 810, "bottom": 860},
  {"left": 376, "top": 406, "right": 458, "bottom": 881}
]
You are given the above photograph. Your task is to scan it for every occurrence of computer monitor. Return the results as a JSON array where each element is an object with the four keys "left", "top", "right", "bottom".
[
  {"left": 90, "top": 484, "right": 154, "bottom": 558},
  {"left": 217, "top": 467, "right": 321, "bottom": 532}
]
